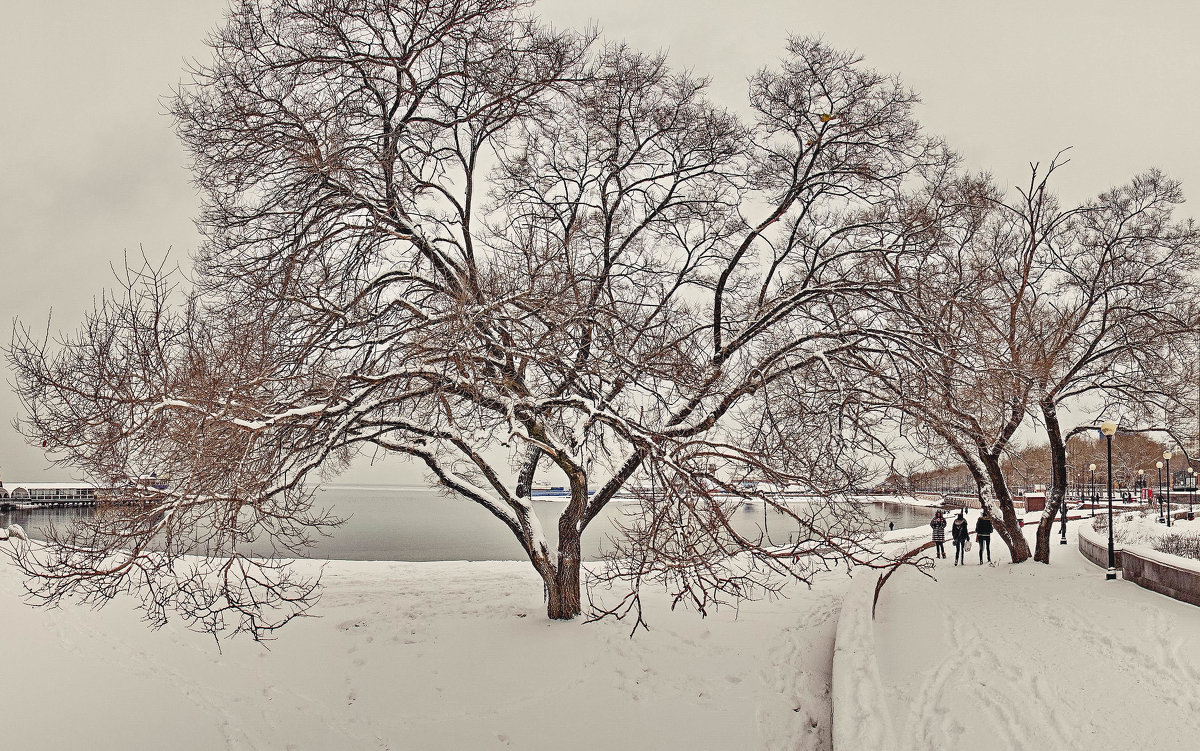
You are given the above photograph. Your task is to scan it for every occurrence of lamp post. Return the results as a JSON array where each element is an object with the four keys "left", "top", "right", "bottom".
[
  {"left": 1190, "top": 467, "right": 1196, "bottom": 521},
  {"left": 1102, "top": 422, "right": 1118, "bottom": 580},
  {"left": 1157, "top": 461, "right": 1165, "bottom": 523},
  {"left": 1165, "top": 450, "right": 1174, "bottom": 528},
  {"left": 1089, "top": 463, "right": 1097, "bottom": 518},
  {"left": 1059, "top": 451, "right": 1070, "bottom": 544}
]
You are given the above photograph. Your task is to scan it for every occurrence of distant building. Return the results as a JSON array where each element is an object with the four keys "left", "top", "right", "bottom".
[{"left": 2, "top": 482, "right": 98, "bottom": 502}]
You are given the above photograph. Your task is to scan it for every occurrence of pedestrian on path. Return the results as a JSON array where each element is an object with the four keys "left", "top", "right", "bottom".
[
  {"left": 951, "top": 512, "right": 969, "bottom": 565},
  {"left": 975, "top": 512, "right": 993, "bottom": 564},
  {"left": 930, "top": 510, "right": 947, "bottom": 559}
]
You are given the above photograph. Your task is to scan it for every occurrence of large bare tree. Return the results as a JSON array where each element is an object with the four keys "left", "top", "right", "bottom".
[
  {"left": 8, "top": 0, "right": 949, "bottom": 633},
  {"left": 1003, "top": 160, "right": 1200, "bottom": 562},
  {"left": 848, "top": 175, "right": 1039, "bottom": 562}
]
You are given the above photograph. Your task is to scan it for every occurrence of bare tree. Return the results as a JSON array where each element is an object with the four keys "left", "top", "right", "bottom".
[
  {"left": 854, "top": 158, "right": 1200, "bottom": 565},
  {"left": 8, "top": 0, "right": 949, "bottom": 632},
  {"left": 1003, "top": 160, "right": 1200, "bottom": 562},
  {"left": 849, "top": 175, "right": 1039, "bottom": 562}
]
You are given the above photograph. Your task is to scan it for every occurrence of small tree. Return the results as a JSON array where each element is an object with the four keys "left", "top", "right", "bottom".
[{"left": 8, "top": 0, "right": 948, "bottom": 633}]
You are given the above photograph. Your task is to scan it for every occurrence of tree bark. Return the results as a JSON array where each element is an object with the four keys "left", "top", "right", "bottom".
[
  {"left": 547, "top": 543, "right": 582, "bottom": 620},
  {"left": 545, "top": 465, "right": 588, "bottom": 620},
  {"left": 981, "top": 451, "right": 1032, "bottom": 563},
  {"left": 1034, "top": 400, "right": 1068, "bottom": 563}
]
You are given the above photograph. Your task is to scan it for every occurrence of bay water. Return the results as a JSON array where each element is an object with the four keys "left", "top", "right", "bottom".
[{"left": 0, "top": 485, "right": 936, "bottom": 561}]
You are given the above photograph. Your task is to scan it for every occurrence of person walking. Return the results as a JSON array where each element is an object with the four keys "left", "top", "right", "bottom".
[
  {"left": 951, "top": 512, "right": 969, "bottom": 565},
  {"left": 930, "top": 510, "right": 947, "bottom": 559},
  {"left": 975, "top": 511, "right": 994, "bottom": 564}
]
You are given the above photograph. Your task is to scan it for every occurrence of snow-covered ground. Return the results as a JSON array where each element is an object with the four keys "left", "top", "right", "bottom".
[
  {"left": 868, "top": 522, "right": 1200, "bottom": 750},
  {"left": 0, "top": 553, "right": 849, "bottom": 751},
  {"left": 1105, "top": 508, "right": 1200, "bottom": 543},
  {"left": 6, "top": 514, "right": 1200, "bottom": 751}
]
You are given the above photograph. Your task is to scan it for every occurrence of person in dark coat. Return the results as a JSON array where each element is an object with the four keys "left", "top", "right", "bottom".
[
  {"left": 975, "top": 512, "right": 994, "bottom": 564},
  {"left": 930, "top": 510, "right": 947, "bottom": 559},
  {"left": 951, "top": 512, "right": 969, "bottom": 565}
]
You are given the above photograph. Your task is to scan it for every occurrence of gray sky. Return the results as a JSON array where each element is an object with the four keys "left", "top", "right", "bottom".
[{"left": 1, "top": 0, "right": 1197, "bottom": 483}]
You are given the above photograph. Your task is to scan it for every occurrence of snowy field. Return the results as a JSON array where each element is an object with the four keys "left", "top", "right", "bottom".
[
  {"left": 6, "top": 516, "right": 1200, "bottom": 750},
  {"left": 0, "top": 553, "right": 849, "bottom": 751}
]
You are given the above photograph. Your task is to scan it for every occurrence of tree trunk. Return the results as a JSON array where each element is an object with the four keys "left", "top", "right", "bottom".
[
  {"left": 545, "top": 467, "right": 588, "bottom": 620},
  {"left": 1034, "top": 400, "right": 1068, "bottom": 563},
  {"left": 981, "top": 452, "right": 1032, "bottom": 563},
  {"left": 546, "top": 542, "right": 582, "bottom": 620}
]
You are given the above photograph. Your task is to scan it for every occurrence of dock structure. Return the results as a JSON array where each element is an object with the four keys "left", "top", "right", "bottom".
[{"left": 0, "top": 482, "right": 101, "bottom": 510}]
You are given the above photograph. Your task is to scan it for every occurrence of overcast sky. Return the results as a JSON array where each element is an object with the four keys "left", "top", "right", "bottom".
[{"left": 1, "top": 0, "right": 1197, "bottom": 483}]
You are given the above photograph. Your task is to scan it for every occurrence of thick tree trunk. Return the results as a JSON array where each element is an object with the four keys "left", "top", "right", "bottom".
[
  {"left": 981, "top": 452, "right": 1032, "bottom": 563},
  {"left": 545, "top": 467, "right": 588, "bottom": 620},
  {"left": 546, "top": 543, "right": 582, "bottom": 620},
  {"left": 1034, "top": 400, "right": 1068, "bottom": 563}
]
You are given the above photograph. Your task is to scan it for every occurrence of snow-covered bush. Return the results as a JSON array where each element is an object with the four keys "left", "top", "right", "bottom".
[
  {"left": 1091, "top": 511, "right": 1200, "bottom": 562},
  {"left": 1150, "top": 533, "right": 1200, "bottom": 561}
]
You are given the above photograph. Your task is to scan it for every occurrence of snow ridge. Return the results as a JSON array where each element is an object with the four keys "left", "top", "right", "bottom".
[{"left": 831, "top": 570, "right": 898, "bottom": 750}]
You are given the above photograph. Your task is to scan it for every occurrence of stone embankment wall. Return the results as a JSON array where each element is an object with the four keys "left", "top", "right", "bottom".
[
  {"left": 1078, "top": 524, "right": 1200, "bottom": 608},
  {"left": 1077, "top": 525, "right": 1122, "bottom": 570}
]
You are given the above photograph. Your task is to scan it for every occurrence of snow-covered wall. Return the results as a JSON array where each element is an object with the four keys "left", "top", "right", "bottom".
[
  {"left": 831, "top": 572, "right": 898, "bottom": 751},
  {"left": 1079, "top": 524, "right": 1200, "bottom": 608},
  {"left": 1077, "top": 524, "right": 1122, "bottom": 570}
]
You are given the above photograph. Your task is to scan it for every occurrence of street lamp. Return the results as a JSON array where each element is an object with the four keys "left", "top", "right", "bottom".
[
  {"left": 1089, "top": 463, "right": 1097, "bottom": 518},
  {"left": 1165, "top": 450, "right": 1174, "bottom": 528},
  {"left": 1190, "top": 467, "right": 1196, "bottom": 521},
  {"left": 1060, "top": 451, "right": 1070, "bottom": 545},
  {"left": 1157, "top": 461, "right": 1165, "bottom": 523},
  {"left": 1102, "top": 421, "right": 1118, "bottom": 580}
]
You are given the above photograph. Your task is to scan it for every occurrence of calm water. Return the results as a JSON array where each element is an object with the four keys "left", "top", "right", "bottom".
[{"left": 0, "top": 486, "right": 934, "bottom": 562}]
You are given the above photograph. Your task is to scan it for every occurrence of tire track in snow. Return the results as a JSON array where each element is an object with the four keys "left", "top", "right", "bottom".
[
  {"left": 896, "top": 570, "right": 1081, "bottom": 751},
  {"left": 903, "top": 609, "right": 970, "bottom": 750}
]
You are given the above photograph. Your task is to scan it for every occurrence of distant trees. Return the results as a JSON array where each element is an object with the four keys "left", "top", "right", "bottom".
[{"left": 8, "top": 0, "right": 951, "bottom": 633}]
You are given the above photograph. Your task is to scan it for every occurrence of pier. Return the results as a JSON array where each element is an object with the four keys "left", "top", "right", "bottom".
[{"left": 0, "top": 482, "right": 101, "bottom": 511}]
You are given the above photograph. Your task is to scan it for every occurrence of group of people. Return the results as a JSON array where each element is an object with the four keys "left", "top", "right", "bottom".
[{"left": 929, "top": 509, "right": 993, "bottom": 565}]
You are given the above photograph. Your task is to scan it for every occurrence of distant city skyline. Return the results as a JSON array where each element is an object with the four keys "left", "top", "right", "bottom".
[{"left": 2, "top": 0, "right": 1197, "bottom": 482}]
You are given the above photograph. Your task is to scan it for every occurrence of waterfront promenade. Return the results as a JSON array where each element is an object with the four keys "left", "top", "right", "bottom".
[{"left": 860, "top": 523, "right": 1200, "bottom": 750}]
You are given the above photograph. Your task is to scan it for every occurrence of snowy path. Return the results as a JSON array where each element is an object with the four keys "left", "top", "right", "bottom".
[
  {"left": 874, "top": 526, "right": 1200, "bottom": 750},
  {"left": 0, "top": 556, "right": 848, "bottom": 750}
]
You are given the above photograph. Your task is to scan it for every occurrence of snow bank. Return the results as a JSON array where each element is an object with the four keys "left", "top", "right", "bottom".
[
  {"left": 1127, "top": 544, "right": 1200, "bottom": 574},
  {"left": 858, "top": 494, "right": 943, "bottom": 508},
  {"left": 831, "top": 571, "right": 898, "bottom": 751}
]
